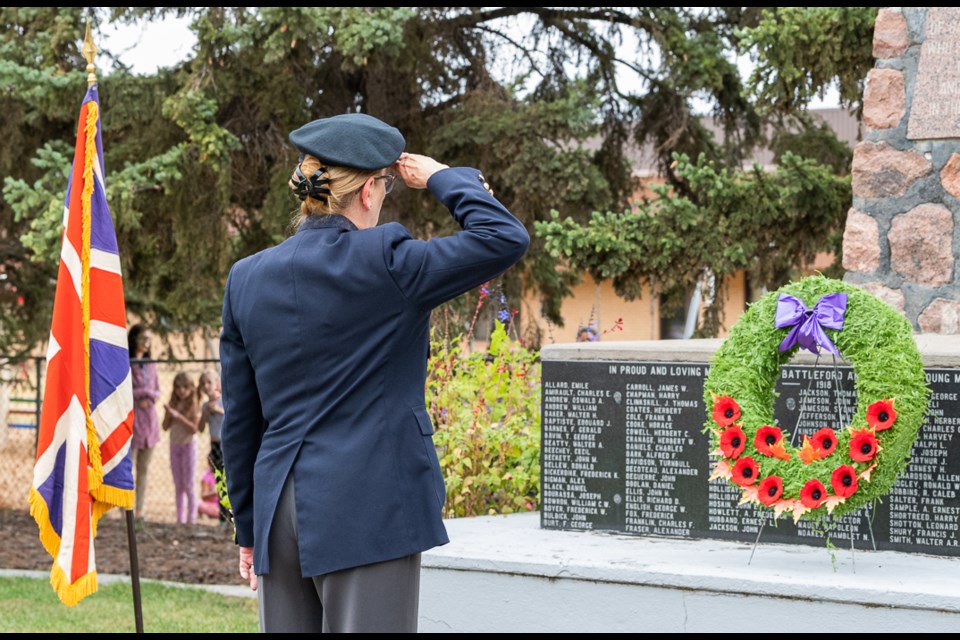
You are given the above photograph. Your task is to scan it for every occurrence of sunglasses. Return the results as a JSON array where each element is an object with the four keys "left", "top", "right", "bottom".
[{"left": 374, "top": 173, "right": 397, "bottom": 194}]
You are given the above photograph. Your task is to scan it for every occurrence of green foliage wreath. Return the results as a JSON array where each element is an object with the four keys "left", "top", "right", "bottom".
[{"left": 704, "top": 276, "right": 930, "bottom": 522}]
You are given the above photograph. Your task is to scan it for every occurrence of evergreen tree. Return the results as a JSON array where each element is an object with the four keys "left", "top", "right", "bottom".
[{"left": 0, "top": 7, "right": 877, "bottom": 354}]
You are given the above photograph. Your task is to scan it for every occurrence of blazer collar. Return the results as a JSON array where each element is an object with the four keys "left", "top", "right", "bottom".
[{"left": 297, "top": 214, "right": 359, "bottom": 233}]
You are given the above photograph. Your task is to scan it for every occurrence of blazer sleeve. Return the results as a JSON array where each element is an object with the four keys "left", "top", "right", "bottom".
[
  {"left": 382, "top": 167, "right": 530, "bottom": 310},
  {"left": 219, "top": 268, "right": 262, "bottom": 548}
]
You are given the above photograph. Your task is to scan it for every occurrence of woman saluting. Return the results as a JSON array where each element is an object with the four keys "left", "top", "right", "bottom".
[{"left": 220, "top": 113, "right": 529, "bottom": 632}]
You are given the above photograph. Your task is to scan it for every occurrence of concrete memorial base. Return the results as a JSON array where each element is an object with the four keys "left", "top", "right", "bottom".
[{"left": 420, "top": 512, "right": 960, "bottom": 633}]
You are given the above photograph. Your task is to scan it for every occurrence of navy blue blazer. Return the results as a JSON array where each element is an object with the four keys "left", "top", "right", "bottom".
[{"left": 220, "top": 167, "right": 530, "bottom": 576}]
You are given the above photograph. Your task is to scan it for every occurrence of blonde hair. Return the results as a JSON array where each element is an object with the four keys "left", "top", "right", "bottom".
[
  {"left": 169, "top": 371, "right": 201, "bottom": 418},
  {"left": 198, "top": 369, "right": 220, "bottom": 397},
  {"left": 290, "top": 154, "right": 379, "bottom": 228}
]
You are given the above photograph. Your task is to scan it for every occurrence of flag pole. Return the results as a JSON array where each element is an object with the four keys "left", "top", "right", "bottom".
[
  {"left": 82, "top": 21, "right": 144, "bottom": 634},
  {"left": 125, "top": 509, "right": 145, "bottom": 634}
]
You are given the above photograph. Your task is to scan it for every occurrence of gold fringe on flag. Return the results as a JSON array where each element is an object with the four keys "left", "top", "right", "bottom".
[
  {"left": 50, "top": 565, "right": 99, "bottom": 608},
  {"left": 30, "top": 487, "right": 99, "bottom": 607},
  {"left": 81, "top": 99, "right": 103, "bottom": 490},
  {"left": 92, "top": 484, "right": 134, "bottom": 535},
  {"left": 28, "top": 487, "right": 61, "bottom": 560}
]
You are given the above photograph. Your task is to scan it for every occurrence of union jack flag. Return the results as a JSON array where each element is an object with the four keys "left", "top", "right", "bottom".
[{"left": 30, "top": 83, "right": 134, "bottom": 607}]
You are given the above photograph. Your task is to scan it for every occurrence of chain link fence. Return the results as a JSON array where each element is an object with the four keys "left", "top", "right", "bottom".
[{"left": 1, "top": 357, "right": 222, "bottom": 526}]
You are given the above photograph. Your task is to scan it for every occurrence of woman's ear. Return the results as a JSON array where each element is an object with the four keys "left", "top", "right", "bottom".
[{"left": 360, "top": 176, "right": 376, "bottom": 209}]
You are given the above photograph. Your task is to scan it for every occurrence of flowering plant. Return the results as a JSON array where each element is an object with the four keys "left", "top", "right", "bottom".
[
  {"left": 426, "top": 320, "right": 541, "bottom": 518},
  {"left": 704, "top": 276, "right": 930, "bottom": 523}
]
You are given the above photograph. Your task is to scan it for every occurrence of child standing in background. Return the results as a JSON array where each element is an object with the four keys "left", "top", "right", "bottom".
[
  {"left": 198, "top": 369, "right": 224, "bottom": 469},
  {"left": 163, "top": 371, "right": 201, "bottom": 524},
  {"left": 128, "top": 324, "right": 161, "bottom": 522},
  {"left": 197, "top": 369, "right": 226, "bottom": 523}
]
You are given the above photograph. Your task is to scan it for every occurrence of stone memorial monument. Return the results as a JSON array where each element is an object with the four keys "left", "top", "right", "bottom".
[
  {"left": 540, "top": 7, "right": 960, "bottom": 557},
  {"left": 422, "top": 11, "right": 960, "bottom": 631},
  {"left": 844, "top": 7, "right": 960, "bottom": 329},
  {"left": 540, "top": 338, "right": 960, "bottom": 555}
]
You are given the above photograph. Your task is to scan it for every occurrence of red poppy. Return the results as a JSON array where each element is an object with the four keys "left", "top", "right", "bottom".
[
  {"left": 731, "top": 457, "right": 760, "bottom": 486},
  {"left": 754, "top": 425, "right": 783, "bottom": 456},
  {"left": 719, "top": 425, "right": 746, "bottom": 458},
  {"left": 712, "top": 395, "right": 741, "bottom": 427},
  {"left": 866, "top": 399, "right": 897, "bottom": 431},
  {"left": 757, "top": 476, "right": 784, "bottom": 506},
  {"left": 810, "top": 427, "right": 838, "bottom": 457},
  {"left": 849, "top": 429, "right": 879, "bottom": 462},
  {"left": 800, "top": 479, "right": 828, "bottom": 509},
  {"left": 831, "top": 465, "right": 859, "bottom": 498}
]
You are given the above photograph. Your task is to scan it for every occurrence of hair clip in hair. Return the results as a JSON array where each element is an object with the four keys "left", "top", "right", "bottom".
[{"left": 291, "top": 163, "right": 333, "bottom": 202}]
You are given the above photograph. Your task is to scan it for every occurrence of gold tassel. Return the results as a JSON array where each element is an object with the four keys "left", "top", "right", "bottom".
[{"left": 81, "top": 100, "right": 103, "bottom": 488}]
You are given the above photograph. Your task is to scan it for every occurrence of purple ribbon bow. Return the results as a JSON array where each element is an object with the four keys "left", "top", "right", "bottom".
[{"left": 774, "top": 293, "right": 847, "bottom": 357}]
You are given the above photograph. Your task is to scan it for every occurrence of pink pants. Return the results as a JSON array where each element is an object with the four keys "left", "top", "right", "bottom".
[{"left": 170, "top": 441, "right": 197, "bottom": 524}]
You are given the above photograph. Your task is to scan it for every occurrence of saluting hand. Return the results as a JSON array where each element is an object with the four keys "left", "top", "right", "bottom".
[{"left": 394, "top": 152, "right": 448, "bottom": 190}]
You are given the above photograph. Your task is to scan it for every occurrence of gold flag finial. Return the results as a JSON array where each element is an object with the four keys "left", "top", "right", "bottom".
[{"left": 82, "top": 21, "right": 98, "bottom": 87}]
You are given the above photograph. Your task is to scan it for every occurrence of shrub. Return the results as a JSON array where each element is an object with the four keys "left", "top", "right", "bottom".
[{"left": 426, "top": 321, "right": 541, "bottom": 518}]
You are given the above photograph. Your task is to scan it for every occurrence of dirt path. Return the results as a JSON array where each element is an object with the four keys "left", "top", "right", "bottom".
[{"left": 0, "top": 509, "right": 244, "bottom": 586}]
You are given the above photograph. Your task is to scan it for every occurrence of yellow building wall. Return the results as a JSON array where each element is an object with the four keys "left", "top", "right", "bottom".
[
  {"left": 522, "top": 275, "right": 660, "bottom": 345},
  {"left": 522, "top": 270, "right": 748, "bottom": 346},
  {"left": 716, "top": 270, "right": 747, "bottom": 339}
]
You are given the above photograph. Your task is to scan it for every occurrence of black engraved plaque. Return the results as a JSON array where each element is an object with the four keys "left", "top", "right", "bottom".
[{"left": 540, "top": 360, "right": 960, "bottom": 555}]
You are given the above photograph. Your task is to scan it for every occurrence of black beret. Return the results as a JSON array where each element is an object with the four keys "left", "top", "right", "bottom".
[{"left": 289, "top": 113, "right": 405, "bottom": 171}]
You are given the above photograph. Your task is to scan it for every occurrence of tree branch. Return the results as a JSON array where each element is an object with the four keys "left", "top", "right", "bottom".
[
  {"left": 440, "top": 7, "right": 661, "bottom": 37},
  {"left": 472, "top": 24, "right": 546, "bottom": 82}
]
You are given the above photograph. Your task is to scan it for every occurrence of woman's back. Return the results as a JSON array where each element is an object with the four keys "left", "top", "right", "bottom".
[{"left": 221, "top": 168, "right": 528, "bottom": 577}]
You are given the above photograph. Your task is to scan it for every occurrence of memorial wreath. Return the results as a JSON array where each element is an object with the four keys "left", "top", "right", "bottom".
[{"left": 704, "top": 275, "right": 930, "bottom": 523}]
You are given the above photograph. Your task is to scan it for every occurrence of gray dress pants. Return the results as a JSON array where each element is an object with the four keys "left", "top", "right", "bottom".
[{"left": 257, "top": 474, "right": 421, "bottom": 633}]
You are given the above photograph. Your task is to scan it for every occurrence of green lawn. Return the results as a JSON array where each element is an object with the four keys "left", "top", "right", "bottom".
[{"left": 0, "top": 576, "right": 258, "bottom": 633}]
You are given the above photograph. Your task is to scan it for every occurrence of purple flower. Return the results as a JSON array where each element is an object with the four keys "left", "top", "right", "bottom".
[{"left": 498, "top": 309, "right": 510, "bottom": 322}]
